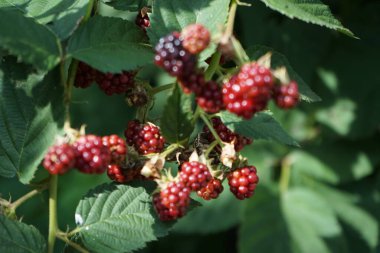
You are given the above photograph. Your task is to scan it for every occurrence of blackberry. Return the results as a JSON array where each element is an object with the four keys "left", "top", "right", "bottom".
[
  {"left": 74, "top": 62, "right": 99, "bottom": 88},
  {"left": 273, "top": 81, "right": 299, "bottom": 109},
  {"left": 196, "top": 80, "right": 225, "bottom": 114},
  {"left": 178, "top": 71, "right": 206, "bottom": 95},
  {"left": 43, "top": 143, "right": 75, "bottom": 174},
  {"left": 135, "top": 9, "right": 150, "bottom": 31},
  {"left": 227, "top": 166, "right": 259, "bottom": 200},
  {"left": 96, "top": 71, "right": 135, "bottom": 95},
  {"left": 154, "top": 32, "right": 197, "bottom": 77},
  {"left": 73, "top": 135, "right": 111, "bottom": 174},
  {"left": 124, "top": 120, "right": 165, "bottom": 155},
  {"left": 107, "top": 164, "right": 144, "bottom": 183},
  {"left": 181, "top": 24, "right": 210, "bottom": 54},
  {"left": 222, "top": 63, "right": 274, "bottom": 119},
  {"left": 102, "top": 135, "right": 127, "bottom": 164},
  {"left": 197, "top": 178, "right": 224, "bottom": 200},
  {"left": 179, "top": 161, "right": 212, "bottom": 191}
]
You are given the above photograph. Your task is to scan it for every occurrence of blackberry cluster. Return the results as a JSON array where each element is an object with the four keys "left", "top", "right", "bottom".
[
  {"left": 96, "top": 71, "right": 135, "bottom": 96},
  {"left": 227, "top": 166, "right": 259, "bottom": 200},
  {"left": 222, "top": 63, "right": 274, "bottom": 119},
  {"left": 179, "top": 161, "right": 212, "bottom": 191},
  {"left": 195, "top": 80, "right": 225, "bottom": 114},
  {"left": 153, "top": 182, "right": 190, "bottom": 221},
  {"left": 204, "top": 117, "right": 252, "bottom": 152},
  {"left": 197, "top": 178, "right": 224, "bottom": 200},
  {"left": 124, "top": 120, "right": 165, "bottom": 155},
  {"left": 273, "top": 81, "right": 299, "bottom": 109},
  {"left": 74, "top": 61, "right": 136, "bottom": 96},
  {"left": 43, "top": 144, "right": 76, "bottom": 174},
  {"left": 154, "top": 32, "right": 197, "bottom": 77}
]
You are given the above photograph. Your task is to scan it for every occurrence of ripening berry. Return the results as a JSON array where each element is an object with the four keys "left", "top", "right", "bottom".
[
  {"left": 273, "top": 81, "right": 299, "bottom": 109},
  {"left": 135, "top": 10, "right": 150, "bottom": 31},
  {"left": 181, "top": 24, "right": 211, "bottom": 54},
  {"left": 102, "top": 135, "right": 127, "bottom": 164},
  {"left": 96, "top": 71, "right": 135, "bottom": 95},
  {"left": 43, "top": 143, "right": 75, "bottom": 174},
  {"left": 74, "top": 62, "right": 99, "bottom": 88},
  {"left": 222, "top": 63, "right": 274, "bottom": 119},
  {"left": 197, "top": 178, "right": 224, "bottom": 200},
  {"left": 227, "top": 166, "right": 259, "bottom": 200},
  {"left": 107, "top": 164, "right": 143, "bottom": 183},
  {"left": 179, "top": 161, "right": 212, "bottom": 191},
  {"left": 196, "top": 80, "right": 225, "bottom": 114}
]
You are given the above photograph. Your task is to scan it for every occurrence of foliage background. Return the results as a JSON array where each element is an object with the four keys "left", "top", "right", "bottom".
[{"left": 0, "top": 0, "right": 379, "bottom": 252}]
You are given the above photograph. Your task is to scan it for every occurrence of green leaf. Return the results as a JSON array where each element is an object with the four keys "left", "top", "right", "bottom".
[
  {"left": 74, "top": 183, "right": 169, "bottom": 253},
  {"left": 105, "top": 0, "right": 148, "bottom": 12},
  {"left": 257, "top": 0, "right": 355, "bottom": 37},
  {"left": 0, "top": 9, "right": 61, "bottom": 71},
  {"left": 247, "top": 45, "right": 320, "bottom": 102},
  {"left": 147, "top": 0, "right": 230, "bottom": 60},
  {"left": 239, "top": 185, "right": 341, "bottom": 253},
  {"left": 67, "top": 16, "right": 154, "bottom": 73},
  {"left": 160, "top": 84, "right": 194, "bottom": 144},
  {"left": 174, "top": 181, "right": 243, "bottom": 234},
  {"left": 219, "top": 111, "right": 298, "bottom": 146},
  {"left": 290, "top": 141, "right": 376, "bottom": 184},
  {"left": 0, "top": 57, "right": 64, "bottom": 183},
  {"left": 0, "top": 215, "right": 46, "bottom": 253}
]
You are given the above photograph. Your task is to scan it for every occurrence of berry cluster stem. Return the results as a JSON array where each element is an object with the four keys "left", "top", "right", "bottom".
[
  {"left": 150, "top": 83, "right": 175, "bottom": 95},
  {"left": 204, "top": 52, "right": 222, "bottom": 81},
  {"left": 56, "top": 231, "right": 89, "bottom": 253},
  {"left": 47, "top": 175, "right": 58, "bottom": 253}
]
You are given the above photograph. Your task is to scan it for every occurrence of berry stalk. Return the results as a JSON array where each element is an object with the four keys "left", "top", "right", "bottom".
[
  {"left": 200, "top": 113, "right": 224, "bottom": 146},
  {"left": 47, "top": 175, "right": 58, "bottom": 253}
]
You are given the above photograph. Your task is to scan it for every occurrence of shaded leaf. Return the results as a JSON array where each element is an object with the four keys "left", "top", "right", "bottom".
[
  {"left": 0, "top": 215, "right": 46, "bottom": 253},
  {"left": 67, "top": 16, "right": 153, "bottom": 73},
  {"left": 105, "top": 0, "right": 148, "bottom": 12}
]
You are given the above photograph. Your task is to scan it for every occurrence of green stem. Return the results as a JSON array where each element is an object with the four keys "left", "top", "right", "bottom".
[
  {"left": 192, "top": 106, "right": 202, "bottom": 124},
  {"left": 204, "top": 52, "right": 221, "bottom": 81},
  {"left": 200, "top": 113, "right": 224, "bottom": 146},
  {"left": 160, "top": 143, "right": 180, "bottom": 157},
  {"left": 84, "top": 0, "right": 95, "bottom": 22},
  {"left": 57, "top": 231, "right": 89, "bottom": 253},
  {"left": 48, "top": 175, "right": 58, "bottom": 253},
  {"left": 150, "top": 83, "right": 175, "bottom": 95},
  {"left": 279, "top": 157, "right": 291, "bottom": 193},
  {"left": 226, "top": 0, "right": 238, "bottom": 38},
  {"left": 10, "top": 186, "right": 47, "bottom": 211}
]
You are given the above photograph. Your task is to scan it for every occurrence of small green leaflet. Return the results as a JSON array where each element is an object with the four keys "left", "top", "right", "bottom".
[
  {"left": 160, "top": 84, "right": 194, "bottom": 144},
  {"left": 0, "top": 215, "right": 47, "bottom": 253},
  {"left": 0, "top": 9, "right": 61, "bottom": 71},
  {"left": 257, "top": 0, "right": 355, "bottom": 38},
  {"left": 247, "top": 45, "right": 320, "bottom": 102},
  {"left": 147, "top": 0, "right": 230, "bottom": 60},
  {"left": 67, "top": 16, "right": 154, "bottom": 73},
  {"left": 74, "top": 183, "right": 170, "bottom": 253},
  {"left": 219, "top": 111, "right": 298, "bottom": 146}
]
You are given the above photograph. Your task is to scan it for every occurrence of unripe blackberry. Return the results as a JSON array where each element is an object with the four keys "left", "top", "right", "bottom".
[
  {"left": 179, "top": 161, "right": 212, "bottom": 191},
  {"left": 74, "top": 62, "right": 99, "bottom": 88},
  {"left": 135, "top": 9, "right": 150, "bottom": 31},
  {"left": 153, "top": 181, "right": 190, "bottom": 221},
  {"left": 124, "top": 120, "right": 165, "bottom": 155},
  {"left": 197, "top": 178, "right": 224, "bottom": 200},
  {"left": 273, "top": 81, "right": 299, "bottom": 109},
  {"left": 154, "top": 32, "right": 197, "bottom": 77},
  {"left": 73, "top": 135, "right": 111, "bottom": 174},
  {"left": 102, "top": 135, "right": 127, "bottom": 164},
  {"left": 181, "top": 24, "right": 210, "bottom": 54},
  {"left": 204, "top": 117, "right": 252, "bottom": 152},
  {"left": 96, "top": 71, "right": 135, "bottom": 95},
  {"left": 107, "top": 164, "right": 143, "bottom": 183},
  {"left": 222, "top": 63, "right": 274, "bottom": 119},
  {"left": 196, "top": 80, "right": 225, "bottom": 114},
  {"left": 227, "top": 166, "right": 259, "bottom": 200},
  {"left": 43, "top": 143, "right": 75, "bottom": 174},
  {"left": 178, "top": 71, "right": 206, "bottom": 95}
]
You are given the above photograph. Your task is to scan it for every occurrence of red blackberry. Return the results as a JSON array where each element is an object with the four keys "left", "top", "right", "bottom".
[
  {"left": 222, "top": 63, "right": 274, "bottom": 119},
  {"left": 102, "top": 135, "right": 127, "bottom": 164},
  {"left": 74, "top": 62, "right": 99, "bottom": 88},
  {"left": 196, "top": 80, "right": 225, "bottom": 114},
  {"left": 154, "top": 32, "right": 197, "bottom": 77},
  {"left": 178, "top": 71, "right": 206, "bottom": 95},
  {"left": 73, "top": 135, "right": 111, "bottom": 174},
  {"left": 197, "top": 178, "right": 224, "bottom": 200},
  {"left": 135, "top": 9, "right": 150, "bottom": 31},
  {"left": 96, "top": 71, "right": 135, "bottom": 95},
  {"left": 153, "top": 181, "right": 190, "bottom": 221},
  {"left": 227, "top": 166, "right": 259, "bottom": 200},
  {"left": 181, "top": 24, "right": 210, "bottom": 54},
  {"left": 124, "top": 120, "right": 165, "bottom": 155},
  {"left": 43, "top": 143, "right": 75, "bottom": 174},
  {"left": 107, "top": 164, "right": 143, "bottom": 183},
  {"left": 273, "top": 81, "right": 299, "bottom": 109},
  {"left": 179, "top": 161, "right": 212, "bottom": 191},
  {"left": 204, "top": 117, "right": 252, "bottom": 152}
]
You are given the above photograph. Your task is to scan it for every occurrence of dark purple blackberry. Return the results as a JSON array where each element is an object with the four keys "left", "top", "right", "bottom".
[{"left": 154, "top": 32, "right": 197, "bottom": 77}]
